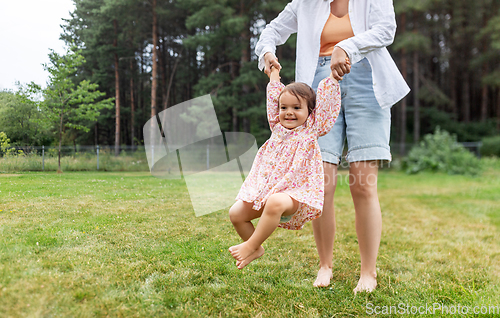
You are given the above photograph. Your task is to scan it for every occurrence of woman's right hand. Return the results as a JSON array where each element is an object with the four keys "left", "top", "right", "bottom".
[{"left": 264, "top": 52, "right": 282, "bottom": 77}]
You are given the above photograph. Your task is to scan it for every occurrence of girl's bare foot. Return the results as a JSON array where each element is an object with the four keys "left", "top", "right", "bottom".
[
  {"left": 229, "top": 242, "right": 256, "bottom": 261},
  {"left": 235, "top": 246, "right": 265, "bottom": 269},
  {"left": 313, "top": 267, "right": 333, "bottom": 287},
  {"left": 353, "top": 273, "right": 377, "bottom": 294}
]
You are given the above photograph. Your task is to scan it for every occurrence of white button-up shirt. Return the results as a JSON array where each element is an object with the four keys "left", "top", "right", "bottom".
[{"left": 255, "top": 0, "right": 410, "bottom": 108}]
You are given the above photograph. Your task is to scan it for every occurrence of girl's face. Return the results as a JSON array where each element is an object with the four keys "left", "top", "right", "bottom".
[{"left": 279, "top": 92, "right": 309, "bottom": 129}]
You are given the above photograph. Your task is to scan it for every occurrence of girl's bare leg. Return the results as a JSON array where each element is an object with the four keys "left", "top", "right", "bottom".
[
  {"left": 229, "top": 200, "right": 263, "bottom": 240},
  {"left": 229, "top": 193, "right": 298, "bottom": 267},
  {"left": 312, "top": 162, "right": 338, "bottom": 287},
  {"left": 349, "top": 160, "right": 381, "bottom": 293},
  {"left": 228, "top": 200, "right": 265, "bottom": 269}
]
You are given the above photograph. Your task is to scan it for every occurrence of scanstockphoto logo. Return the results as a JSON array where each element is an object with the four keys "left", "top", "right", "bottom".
[
  {"left": 143, "top": 95, "right": 258, "bottom": 217},
  {"left": 366, "top": 302, "right": 500, "bottom": 316}
]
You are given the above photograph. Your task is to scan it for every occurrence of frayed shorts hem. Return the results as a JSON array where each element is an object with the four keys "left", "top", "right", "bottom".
[
  {"left": 321, "top": 145, "right": 392, "bottom": 165},
  {"left": 345, "top": 145, "right": 392, "bottom": 163},
  {"left": 320, "top": 151, "right": 341, "bottom": 165}
]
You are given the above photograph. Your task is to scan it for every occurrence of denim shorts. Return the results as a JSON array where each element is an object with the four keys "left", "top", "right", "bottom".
[{"left": 312, "top": 56, "right": 392, "bottom": 165}]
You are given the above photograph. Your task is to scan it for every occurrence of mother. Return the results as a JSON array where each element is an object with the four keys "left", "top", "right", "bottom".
[{"left": 255, "top": 0, "right": 409, "bottom": 293}]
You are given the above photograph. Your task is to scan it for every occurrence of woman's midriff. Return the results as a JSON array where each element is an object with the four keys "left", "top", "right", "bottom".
[{"left": 319, "top": 13, "right": 354, "bottom": 57}]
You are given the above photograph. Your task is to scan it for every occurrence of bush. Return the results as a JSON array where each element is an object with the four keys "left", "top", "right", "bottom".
[
  {"left": 404, "top": 127, "right": 482, "bottom": 176},
  {"left": 0, "top": 150, "right": 150, "bottom": 172},
  {"left": 481, "top": 156, "right": 500, "bottom": 170},
  {"left": 0, "top": 132, "right": 24, "bottom": 157},
  {"left": 480, "top": 135, "right": 500, "bottom": 157}
]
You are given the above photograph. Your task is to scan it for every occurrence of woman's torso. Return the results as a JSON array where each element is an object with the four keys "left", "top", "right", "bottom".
[
  {"left": 319, "top": 13, "right": 354, "bottom": 56},
  {"left": 256, "top": 0, "right": 410, "bottom": 108}
]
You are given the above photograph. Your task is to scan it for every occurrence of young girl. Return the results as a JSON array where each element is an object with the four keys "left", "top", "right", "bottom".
[{"left": 228, "top": 65, "right": 341, "bottom": 269}]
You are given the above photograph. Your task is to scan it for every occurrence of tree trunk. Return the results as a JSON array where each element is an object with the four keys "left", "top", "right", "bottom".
[
  {"left": 230, "top": 60, "right": 238, "bottom": 131},
  {"left": 240, "top": 5, "right": 250, "bottom": 133},
  {"left": 165, "top": 50, "right": 182, "bottom": 109},
  {"left": 113, "top": 19, "right": 121, "bottom": 156},
  {"left": 400, "top": 57, "right": 407, "bottom": 155},
  {"left": 497, "top": 88, "right": 500, "bottom": 131},
  {"left": 481, "top": 85, "right": 488, "bottom": 123},
  {"left": 232, "top": 105, "right": 238, "bottom": 132},
  {"left": 480, "top": 14, "right": 489, "bottom": 123},
  {"left": 151, "top": 0, "right": 158, "bottom": 119},
  {"left": 159, "top": 37, "right": 168, "bottom": 111},
  {"left": 413, "top": 51, "right": 420, "bottom": 143},
  {"left": 130, "top": 59, "right": 136, "bottom": 147},
  {"left": 448, "top": 19, "right": 458, "bottom": 120},
  {"left": 399, "top": 12, "right": 407, "bottom": 156},
  {"left": 140, "top": 50, "right": 145, "bottom": 118},
  {"left": 95, "top": 122, "right": 99, "bottom": 146},
  {"left": 58, "top": 111, "right": 63, "bottom": 173},
  {"left": 481, "top": 64, "right": 488, "bottom": 122},
  {"left": 450, "top": 64, "right": 458, "bottom": 119},
  {"left": 462, "top": 75, "right": 470, "bottom": 123},
  {"left": 138, "top": 49, "right": 145, "bottom": 144}
]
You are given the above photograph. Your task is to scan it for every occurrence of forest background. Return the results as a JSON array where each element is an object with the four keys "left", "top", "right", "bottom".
[{"left": 1, "top": 0, "right": 500, "bottom": 156}]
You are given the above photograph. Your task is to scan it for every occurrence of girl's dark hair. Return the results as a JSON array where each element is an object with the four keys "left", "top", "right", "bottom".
[{"left": 278, "top": 82, "right": 316, "bottom": 115}]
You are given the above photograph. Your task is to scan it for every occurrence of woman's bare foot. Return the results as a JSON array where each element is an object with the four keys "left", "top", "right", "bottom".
[
  {"left": 313, "top": 267, "right": 333, "bottom": 287},
  {"left": 229, "top": 242, "right": 257, "bottom": 261},
  {"left": 235, "top": 246, "right": 265, "bottom": 269},
  {"left": 353, "top": 273, "right": 377, "bottom": 294}
]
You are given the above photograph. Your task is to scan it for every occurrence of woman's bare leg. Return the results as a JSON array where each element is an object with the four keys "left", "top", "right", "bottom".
[
  {"left": 349, "top": 160, "right": 381, "bottom": 293},
  {"left": 312, "top": 162, "right": 338, "bottom": 287},
  {"left": 229, "top": 193, "right": 298, "bottom": 267}
]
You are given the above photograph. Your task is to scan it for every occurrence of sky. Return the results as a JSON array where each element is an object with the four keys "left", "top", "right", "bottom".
[{"left": 0, "top": 0, "right": 75, "bottom": 91}]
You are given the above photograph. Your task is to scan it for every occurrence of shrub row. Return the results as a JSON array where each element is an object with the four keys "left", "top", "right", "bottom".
[{"left": 404, "top": 127, "right": 482, "bottom": 176}]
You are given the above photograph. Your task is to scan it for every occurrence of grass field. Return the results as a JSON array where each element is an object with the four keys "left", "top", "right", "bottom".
[{"left": 0, "top": 162, "right": 499, "bottom": 317}]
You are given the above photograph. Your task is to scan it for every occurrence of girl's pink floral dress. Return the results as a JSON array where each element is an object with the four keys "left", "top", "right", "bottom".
[{"left": 236, "top": 77, "right": 341, "bottom": 230}]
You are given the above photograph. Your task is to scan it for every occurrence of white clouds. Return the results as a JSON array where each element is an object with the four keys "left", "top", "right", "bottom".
[{"left": 0, "top": 0, "right": 75, "bottom": 91}]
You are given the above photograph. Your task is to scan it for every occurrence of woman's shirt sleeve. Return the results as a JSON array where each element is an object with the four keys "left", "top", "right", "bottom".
[
  {"left": 255, "top": 0, "right": 298, "bottom": 71},
  {"left": 267, "top": 81, "right": 285, "bottom": 130},
  {"left": 336, "top": 0, "right": 397, "bottom": 64},
  {"left": 311, "top": 77, "right": 341, "bottom": 137}
]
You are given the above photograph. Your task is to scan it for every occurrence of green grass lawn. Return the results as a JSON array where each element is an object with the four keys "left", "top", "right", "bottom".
[{"left": 0, "top": 164, "right": 499, "bottom": 317}]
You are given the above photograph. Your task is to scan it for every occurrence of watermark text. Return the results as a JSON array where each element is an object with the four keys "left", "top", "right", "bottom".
[{"left": 366, "top": 302, "right": 500, "bottom": 315}]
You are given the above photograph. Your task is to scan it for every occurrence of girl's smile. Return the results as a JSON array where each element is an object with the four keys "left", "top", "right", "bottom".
[{"left": 279, "top": 92, "right": 309, "bottom": 129}]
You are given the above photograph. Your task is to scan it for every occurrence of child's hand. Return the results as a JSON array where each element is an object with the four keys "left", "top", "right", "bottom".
[
  {"left": 328, "top": 72, "right": 339, "bottom": 85},
  {"left": 264, "top": 52, "right": 281, "bottom": 77},
  {"left": 330, "top": 47, "right": 351, "bottom": 81},
  {"left": 270, "top": 64, "right": 281, "bottom": 82}
]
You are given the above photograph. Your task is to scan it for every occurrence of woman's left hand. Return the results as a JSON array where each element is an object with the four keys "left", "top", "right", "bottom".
[{"left": 330, "top": 47, "right": 351, "bottom": 81}]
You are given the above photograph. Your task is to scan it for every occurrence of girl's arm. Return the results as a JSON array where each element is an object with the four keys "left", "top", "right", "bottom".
[
  {"left": 311, "top": 75, "right": 341, "bottom": 136},
  {"left": 267, "top": 67, "right": 284, "bottom": 130},
  {"left": 255, "top": 0, "right": 298, "bottom": 72}
]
